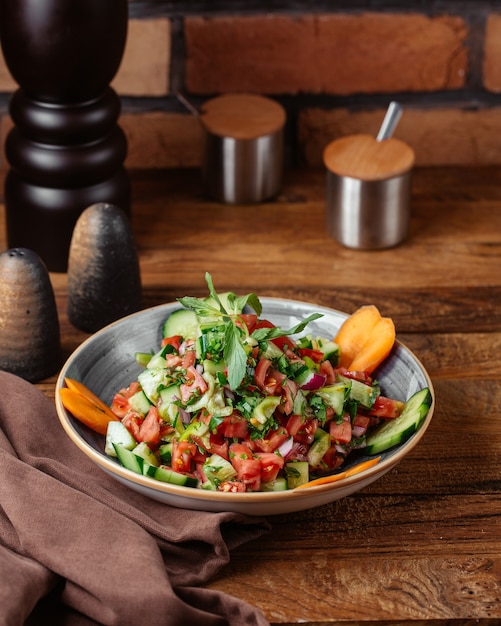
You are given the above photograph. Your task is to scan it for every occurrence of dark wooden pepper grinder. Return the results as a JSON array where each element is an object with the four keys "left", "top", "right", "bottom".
[{"left": 0, "top": 0, "right": 130, "bottom": 272}]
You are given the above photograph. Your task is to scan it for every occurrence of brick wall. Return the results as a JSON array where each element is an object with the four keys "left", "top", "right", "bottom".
[{"left": 2, "top": 1, "right": 501, "bottom": 170}]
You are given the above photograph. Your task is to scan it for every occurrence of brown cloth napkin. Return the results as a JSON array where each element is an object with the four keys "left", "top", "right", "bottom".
[{"left": 0, "top": 371, "right": 271, "bottom": 626}]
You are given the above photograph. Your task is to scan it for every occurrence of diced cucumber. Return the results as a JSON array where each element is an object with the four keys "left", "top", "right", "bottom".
[
  {"left": 203, "top": 453, "right": 237, "bottom": 486},
  {"left": 317, "top": 338, "right": 339, "bottom": 365},
  {"left": 113, "top": 443, "right": 144, "bottom": 474},
  {"left": 128, "top": 389, "right": 151, "bottom": 416},
  {"left": 260, "top": 476, "right": 288, "bottom": 492},
  {"left": 146, "top": 352, "right": 168, "bottom": 370},
  {"left": 364, "top": 387, "right": 433, "bottom": 455},
  {"left": 138, "top": 367, "right": 171, "bottom": 403},
  {"left": 105, "top": 421, "right": 137, "bottom": 457},
  {"left": 135, "top": 351, "right": 154, "bottom": 368},
  {"left": 158, "top": 442, "right": 173, "bottom": 464},
  {"left": 179, "top": 419, "right": 210, "bottom": 442},
  {"left": 157, "top": 384, "right": 181, "bottom": 421},
  {"left": 316, "top": 383, "right": 349, "bottom": 416},
  {"left": 162, "top": 309, "right": 199, "bottom": 340},
  {"left": 203, "top": 358, "right": 226, "bottom": 376},
  {"left": 146, "top": 464, "right": 199, "bottom": 488},
  {"left": 285, "top": 461, "right": 309, "bottom": 488},
  {"left": 132, "top": 442, "right": 159, "bottom": 467},
  {"left": 307, "top": 428, "right": 330, "bottom": 468},
  {"left": 250, "top": 396, "right": 281, "bottom": 429},
  {"left": 260, "top": 340, "right": 284, "bottom": 360},
  {"left": 338, "top": 376, "right": 379, "bottom": 409}
]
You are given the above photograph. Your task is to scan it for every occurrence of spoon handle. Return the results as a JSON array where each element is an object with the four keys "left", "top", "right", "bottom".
[{"left": 377, "top": 101, "right": 403, "bottom": 141}]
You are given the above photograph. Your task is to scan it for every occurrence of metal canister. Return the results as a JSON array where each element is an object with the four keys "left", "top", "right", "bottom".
[
  {"left": 200, "top": 93, "right": 286, "bottom": 204},
  {"left": 323, "top": 134, "right": 415, "bottom": 250}
]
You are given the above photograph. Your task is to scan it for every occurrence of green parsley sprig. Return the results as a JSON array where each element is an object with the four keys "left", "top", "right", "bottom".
[{"left": 178, "top": 272, "right": 323, "bottom": 390}]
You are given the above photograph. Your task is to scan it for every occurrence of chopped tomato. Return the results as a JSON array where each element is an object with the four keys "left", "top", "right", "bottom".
[
  {"left": 298, "top": 348, "right": 325, "bottom": 363},
  {"left": 254, "top": 359, "right": 287, "bottom": 395},
  {"left": 121, "top": 411, "right": 142, "bottom": 440},
  {"left": 252, "top": 426, "right": 289, "bottom": 453},
  {"left": 254, "top": 358, "right": 272, "bottom": 389},
  {"left": 319, "top": 359, "right": 337, "bottom": 385},
  {"left": 255, "top": 452, "right": 284, "bottom": 482},
  {"left": 278, "top": 379, "right": 297, "bottom": 415},
  {"left": 180, "top": 365, "right": 208, "bottom": 403},
  {"left": 238, "top": 314, "right": 258, "bottom": 333},
  {"left": 329, "top": 417, "right": 352, "bottom": 444},
  {"left": 111, "top": 382, "right": 140, "bottom": 417},
  {"left": 181, "top": 349, "right": 197, "bottom": 369},
  {"left": 218, "top": 481, "right": 247, "bottom": 493},
  {"left": 287, "top": 415, "right": 318, "bottom": 444},
  {"left": 353, "top": 414, "right": 371, "bottom": 435},
  {"left": 319, "top": 445, "right": 345, "bottom": 472},
  {"left": 161, "top": 335, "right": 183, "bottom": 351},
  {"left": 335, "top": 367, "right": 373, "bottom": 384},
  {"left": 165, "top": 354, "right": 182, "bottom": 368},
  {"left": 208, "top": 433, "right": 229, "bottom": 460},
  {"left": 217, "top": 412, "right": 249, "bottom": 439},
  {"left": 172, "top": 440, "right": 197, "bottom": 473},
  {"left": 369, "top": 395, "right": 405, "bottom": 418},
  {"left": 137, "top": 406, "right": 161, "bottom": 446},
  {"left": 229, "top": 442, "right": 261, "bottom": 491}
]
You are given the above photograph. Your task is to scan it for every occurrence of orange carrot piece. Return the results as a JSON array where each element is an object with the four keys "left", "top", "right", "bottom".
[
  {"left": 59, "top": 387, "right": 119, "bottom": 435},
  {"left": 334, "top": 305, "right": 382, "bottom": 368},
  {"left": 64, "top": 377, "right": 116, "bottom": 420},
  {"left": 348, "top": 316, "right": 395, "bottom": 374},
  {"left": 295, "top": 457, "right": 381, "bottom": 489}
]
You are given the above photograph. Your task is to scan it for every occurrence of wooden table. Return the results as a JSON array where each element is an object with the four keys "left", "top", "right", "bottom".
[{"left": 3, "top": 166, "right": 501, "bottom": 625}]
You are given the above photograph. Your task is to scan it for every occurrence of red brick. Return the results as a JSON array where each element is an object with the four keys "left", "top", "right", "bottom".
[
  {"left": 483, "top": 14, "right": 501, "bottom": 92},
  {"left": 121, "top": 112, "right": 203, "bottom": 169},
  {"left": 185, "top": 13, "right": 468, "bottom": 95},
  {"left": 112, "top": 18, "right": 171, "bottom": 97},
  {"left": 299, "top": 107, "right": 501, "bottom": 168},
  {"left": 186, "top": 15, "right": 318, "bottom": 94}
]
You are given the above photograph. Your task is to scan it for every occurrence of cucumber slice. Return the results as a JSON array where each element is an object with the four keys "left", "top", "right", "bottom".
[
  {"left": 260, "top": 477, "right": 288, "bottom": 492},
  {"left": 128, "top": 389, "right": 151, "bottom": 416},
  {"left": 105, "top": 422, "right": 137, "bottom": 457},
  {"left": 307, "top": 428, "right": 330, "bottom": 468},
  {"left": 113, "top": 444, "right": 144, "bottom": 474},
  {"left": 162, "top": 309, "right": 199, "bottom": 340},
  {"left": 132, "top": 442, "right": 159, "bottom": 467},
  {"left": 147, "top": 464, "right": 199, "bottom": 488},
  {"left": 364, "top": 388, "right": 432, "bottom": 455},
  {"left": 285, "top": 461, "right": 309, "bottom": 488}
]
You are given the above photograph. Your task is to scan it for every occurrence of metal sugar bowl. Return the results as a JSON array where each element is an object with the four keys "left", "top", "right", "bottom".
[
  {"left": 199, "top": 93, "right": 286, "bottom": 204},
  {"left": 323, "top": 103, "right": 415, "bottom": 250}
]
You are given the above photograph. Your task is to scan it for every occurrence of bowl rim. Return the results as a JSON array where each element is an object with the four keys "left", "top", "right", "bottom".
[{"left": 55, "top": 297, "right": 435, "bottom": 503}]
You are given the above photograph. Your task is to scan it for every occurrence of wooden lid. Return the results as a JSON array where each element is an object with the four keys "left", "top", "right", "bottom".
[
  {"left": 200, "top": 93, "right": 286, "bottom": 140},
  {"left": 323, "top": 133, "right": 415, "bottom": 181}
]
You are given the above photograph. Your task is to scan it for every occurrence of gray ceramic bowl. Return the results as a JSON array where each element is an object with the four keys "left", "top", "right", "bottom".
[{"left": 55, "top": 298, "right": 435, "bottom": 516}]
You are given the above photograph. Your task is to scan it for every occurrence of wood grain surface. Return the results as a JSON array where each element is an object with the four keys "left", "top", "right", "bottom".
[{"left": 4, "top": 165, "right": 501, "bottom": 625}]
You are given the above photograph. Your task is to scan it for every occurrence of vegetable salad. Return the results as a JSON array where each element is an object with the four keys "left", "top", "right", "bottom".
[{"left": 106, "top": 275, "right": 406, "bottom": 492}]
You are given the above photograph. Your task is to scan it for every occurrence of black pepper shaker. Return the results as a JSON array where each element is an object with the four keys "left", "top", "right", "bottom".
[
  {"left": 0, "top": 0, "right": 130, "bottom": 273},
  {"left": 0, "top": 248, "right": 61, "bottom": 382},
  {"left": 67, "top": 203, "right": 142, "bottom": 333}
]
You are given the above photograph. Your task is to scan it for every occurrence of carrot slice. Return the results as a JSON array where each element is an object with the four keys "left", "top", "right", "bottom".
[
  {"left": 64, "top": 377, "right": 116, "bottom": 419},
  {"left": 295, "top": 457, "right": 381, "bottom": 489},
  {"left": 59, "top": 387, "right": 119, "bottom": 435},
  {"left": 335, "top": 305, "right": 382, "bottom": 368},
  {"left": 348, "top": 316, "right": 395, "bottom": 374}
]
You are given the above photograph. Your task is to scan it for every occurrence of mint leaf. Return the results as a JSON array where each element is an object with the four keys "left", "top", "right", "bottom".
[
  {"left": 224, "top": 323, "right": 247, "bottom": 390},
  {"left": 251, "top": 313, "right": 323, "bottom": 342}
]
